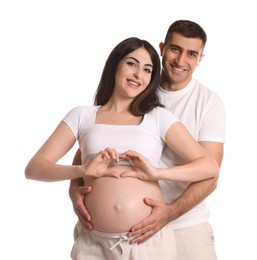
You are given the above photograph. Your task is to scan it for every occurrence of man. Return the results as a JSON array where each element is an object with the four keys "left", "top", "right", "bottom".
[{"left": 69, "top": 20, "right": 226, "bottom": 260}]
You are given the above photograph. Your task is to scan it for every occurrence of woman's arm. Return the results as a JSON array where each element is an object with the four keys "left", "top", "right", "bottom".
[
  {"left": 25, "top": 120, "right": 121, "bottom": 182},
  {"left": 25, "top": 122, "right": 83, "bottom": 182},
  {"left": 121, "top": 122, "right": 219, "bottom": 182},
  {"left": 162, "top": 122, "right": 219, "bottom": 181}
]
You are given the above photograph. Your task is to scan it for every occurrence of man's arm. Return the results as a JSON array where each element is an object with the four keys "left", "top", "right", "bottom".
[
  {"left": 168, "top": 141, "right": 223, "bottom": 219},
  {"left": 128, "top": 141, "right": 223, "bottom": 244},
  {"left": 69, "top": 149, "right": 93, "bottom": 230}
]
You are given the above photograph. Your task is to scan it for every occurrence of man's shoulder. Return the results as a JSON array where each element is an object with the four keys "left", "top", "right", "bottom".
[{"left": 193, "top": 79, "right": 223, "bottom": 101}]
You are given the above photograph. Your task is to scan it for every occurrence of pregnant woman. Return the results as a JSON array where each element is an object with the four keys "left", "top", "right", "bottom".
[{"left": 25, "top": 37, "right": 219, "bottom": 260}]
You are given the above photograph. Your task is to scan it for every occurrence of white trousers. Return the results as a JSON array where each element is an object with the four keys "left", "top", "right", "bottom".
[
  {"left": 71, "top": 221, "right": 177, "bottom": 260},
  {"left": 175, "top": 222, "right": 217, "bottom": 260}
]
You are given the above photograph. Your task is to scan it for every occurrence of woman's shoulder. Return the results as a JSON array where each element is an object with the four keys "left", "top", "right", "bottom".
[
  {"left": 63, "top": 105, "right": 99, "bottom": 122},
  {"left": 69, "top": 105, "right": 98, "bottom": 113},
  {"left": 144, "top": 106, "right": 179, "bottom": 127},
  {"left": 143, "top": 106, "right": 180, "bottom": 139},
  {"left": 65, "top": 105, "right": 99, "bottom": 118}
]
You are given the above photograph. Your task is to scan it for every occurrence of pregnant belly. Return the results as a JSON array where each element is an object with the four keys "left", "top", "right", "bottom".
[{"left": 84, "top": 165, "right": 163, "bottom": 233}]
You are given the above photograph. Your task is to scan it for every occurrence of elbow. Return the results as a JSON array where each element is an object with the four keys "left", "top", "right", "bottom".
[
  {"left": 210, "top": 158, "right": 220, "bottom": 179},
  {"left": 212, "top": 175, "right": 219, "bottom": 191},
  {"left": 24, "top": 160, "right": 36, "bottom": 180},
  {"left": 24, "top": 164, "right": 32, "bottom": 180}
]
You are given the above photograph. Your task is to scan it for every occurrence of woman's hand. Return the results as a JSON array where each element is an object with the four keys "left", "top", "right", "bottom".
[
  {"left": 83, "top": 147, "right": 121, "bottom": 178},
  {"left": 120, "top": 150, "right": 158, "bottom": 180}
]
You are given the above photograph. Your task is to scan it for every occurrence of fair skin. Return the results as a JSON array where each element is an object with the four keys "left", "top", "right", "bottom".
[
  {"left": 26, "top": 47, "right": 218, "bottom": 183},
  {"left": 25, "top": 48, "right": 153, "bottom": 182},
  {"left": 128, "top": 33, "right": 223, "bottom": 243},
  {"left": 69, "top": 39, "right": 223, "bottom": 242}
]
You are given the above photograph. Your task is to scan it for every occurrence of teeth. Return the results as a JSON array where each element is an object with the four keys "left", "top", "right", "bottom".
[
  {"left": 129, "top": 81, "right": 139, "bottom": 86},
  {"left": 173, "top": 66, "right": 184, "bottom": 72}
]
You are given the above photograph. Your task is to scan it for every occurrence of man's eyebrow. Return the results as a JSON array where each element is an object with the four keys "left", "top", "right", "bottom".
[
  {"left": 169, "top": 43, "right": 181, "bottom": 49},
  {"left": 126, "top": 56, "right": 153, "bottom": 68}
]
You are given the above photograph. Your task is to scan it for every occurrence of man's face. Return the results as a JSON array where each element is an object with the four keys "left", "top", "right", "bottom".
[{"left": 160, "top": 32, "right": 204, "bottom": 89}]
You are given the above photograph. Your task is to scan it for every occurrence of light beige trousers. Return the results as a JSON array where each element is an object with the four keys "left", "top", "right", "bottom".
[
  {"left": 174, "top": 222, "right": 217, "bottom": 260},
  {"left": 71, "top": 221, "right": 177, "bottom": 260}
]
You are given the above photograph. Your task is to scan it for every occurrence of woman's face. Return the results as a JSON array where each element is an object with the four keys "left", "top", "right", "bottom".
[{"left": 114, "top": 47, "right": 153, "bottom": 100}]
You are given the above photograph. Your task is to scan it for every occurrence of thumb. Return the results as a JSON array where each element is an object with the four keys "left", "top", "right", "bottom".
[
  {"left": 80, "top": 185, "right": 92, "bottom": 195},
  {"left": 143, "top": 197, "right": 159, "bottom": 207},
  {"left": 105, "top": 169, "right": 120, "bottom": 179},
  {"left": 120, "top": 170, "right": 136, "bottom": 178}
]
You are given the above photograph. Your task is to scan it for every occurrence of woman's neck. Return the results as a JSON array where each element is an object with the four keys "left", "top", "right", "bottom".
[{"left": 97, "top": 101, "right": 142, "bottom": 125}]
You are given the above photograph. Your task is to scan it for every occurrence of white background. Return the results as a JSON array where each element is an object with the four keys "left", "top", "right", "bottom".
[{"left": 1, "top": 0, "right": 256, "bottom": 259}]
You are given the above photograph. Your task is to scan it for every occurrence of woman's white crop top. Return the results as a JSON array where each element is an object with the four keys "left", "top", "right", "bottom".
[{"left": 62, "top": 106, "right": 179, "bottom": 167}]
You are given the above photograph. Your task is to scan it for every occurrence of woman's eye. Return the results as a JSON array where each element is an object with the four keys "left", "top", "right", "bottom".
[
  {"left": 145, "top": 68, "right": 152, "bottom": 74},
  {"left": 127, "top": 61, "right": 136, "bottom": 67}
]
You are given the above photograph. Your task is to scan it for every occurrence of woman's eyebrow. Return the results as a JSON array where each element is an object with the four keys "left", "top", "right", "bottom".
[{"left": 126, "top": 56, "right": 153, "bottom": 68}]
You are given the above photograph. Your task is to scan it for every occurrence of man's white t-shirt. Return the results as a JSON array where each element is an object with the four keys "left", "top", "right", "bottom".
[{"left": 158, "top": 78, "right": 226, "bottom": 230}]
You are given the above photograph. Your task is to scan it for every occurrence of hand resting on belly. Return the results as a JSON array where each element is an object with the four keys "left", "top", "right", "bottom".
[{"left": 84, "top": 164, "right": 163, "bottom": 233}]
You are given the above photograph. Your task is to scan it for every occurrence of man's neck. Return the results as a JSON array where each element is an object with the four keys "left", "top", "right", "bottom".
[{"left": 160, "top": 73, "right": 192, "bottom": 92}]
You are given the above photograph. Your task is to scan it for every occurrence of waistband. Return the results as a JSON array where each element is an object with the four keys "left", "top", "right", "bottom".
[{"left": 91, "top": 229, "right": 133, "bottom": 255}]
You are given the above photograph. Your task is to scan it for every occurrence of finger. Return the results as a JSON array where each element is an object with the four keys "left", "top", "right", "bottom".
[
  {"left": 84, "top": 221, "right": 93, "bottom": 231},
  {"left": 120, "top": 170, "right": 137, "bottom": 178},
  {"left": 129, "top": 223, "right": 152, "bottom": 237},
  {"left": 80, "top": 185, "right": 92, "bottom": 195},
  {"left": 131, "top": 229, "right": 155, "bottom": 244},
  {"left": 129, "top": 219, "right": 158, "bottom": 243},
  {"left": 75, "top": 203, "right": 91, "bottom": 222},
  {"left": 105, "top": 170, "right": 120, "bottom": 179},
  {"left": 76, "top": 210, "right": 89, "bottom": 225},
  {"left": 100, "top": 150, "right": 111, "bottom": 159},
  {"left": 104, "top": 147, "right": 120, "bottom": 162},
  {"left": 119, "top": 152, "right": 126, "bottom": 159},
  {"left": 109, "top": 148, "right": 120, "bottom": 163},
  {"left": 75, "top": 194, "right": 92, "bottom": 221},
  {"left": 143, "top": 197, "right": 159, "bottom": 207},
  {"left": 77, "top": 215, "right": 93, "bottom": 231},
  {"left": 129, "top": 214, "right": 154, "bottom": 234},
  {"left": 84, "top": 209, "right": 92, "bottom": 222},
  {"left": 123, "top": 150, "right": 139, "bottom": 158}
]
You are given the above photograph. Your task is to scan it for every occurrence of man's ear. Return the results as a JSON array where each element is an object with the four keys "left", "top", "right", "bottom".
[
  {"left": 197, "top": 53, "right": 205, "bottom": 66},
  {"left": 159, "top": 42, "right": 164, "bottom": 56}
]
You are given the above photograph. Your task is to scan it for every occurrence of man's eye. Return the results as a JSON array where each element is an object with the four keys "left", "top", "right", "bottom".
[
  {"left": 171, "top": 47, "right": 180, "bottom": 53},
  {"left": 188, "top": 52, "right": 198, "bottom": 58}
]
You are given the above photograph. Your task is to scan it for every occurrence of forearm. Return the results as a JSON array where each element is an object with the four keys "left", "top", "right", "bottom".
[
  {"left": 167, "top": 176, "right": 218, "bottom": 221},
  {"left": 25, "top": 156, "right": 82, "bottom": 182},
  {"left": 159, "top": 157, "right": 219, "bottom": 182}
]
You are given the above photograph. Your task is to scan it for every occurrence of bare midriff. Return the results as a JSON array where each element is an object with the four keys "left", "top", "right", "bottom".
[{"left": 84, "top": 164, "right": 163, "bottom": 233}]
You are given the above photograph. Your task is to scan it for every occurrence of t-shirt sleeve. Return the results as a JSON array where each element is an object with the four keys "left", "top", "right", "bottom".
[
  {"left": 157, "top": 107, "right": 180, "bottom": 139},
  {"left": 199, "top": 94, "right": 226, "bottom": 143},
  {"left": 62, "top": 106, "right": 84, "bottom": 139}
]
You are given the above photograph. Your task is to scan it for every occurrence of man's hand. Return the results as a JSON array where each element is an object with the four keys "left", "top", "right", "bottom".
[
  {"left": 69, "top": 179, "right": 93, "bottom": 230},
  {"left": 128, "top": 198, "right": 171, "bottom": 244}
]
